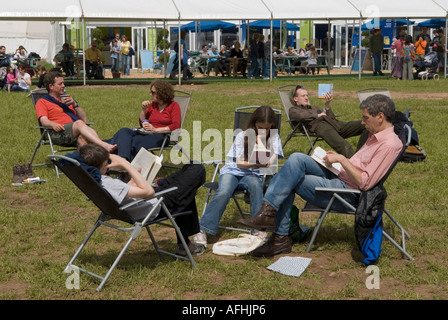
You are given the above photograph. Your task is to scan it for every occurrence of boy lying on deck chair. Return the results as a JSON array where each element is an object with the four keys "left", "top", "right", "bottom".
[{"left": 78, "top": 143, "right": 206, "bottom": 257}]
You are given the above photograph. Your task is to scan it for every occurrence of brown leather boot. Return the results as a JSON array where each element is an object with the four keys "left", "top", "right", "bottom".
[
  {"left": 251, "top": 233, "right": 292, "bottom": 257},
  {"left": 238, "top": 202, "right": 276, "bottom": 231}
]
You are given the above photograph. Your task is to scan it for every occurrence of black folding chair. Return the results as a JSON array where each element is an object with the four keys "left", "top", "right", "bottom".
[
  {"left": 50, "top": 155, "right": 197, "bottom": 291},
  {"left": 303, "top": 125, "right": 413, "bottom": 261}
]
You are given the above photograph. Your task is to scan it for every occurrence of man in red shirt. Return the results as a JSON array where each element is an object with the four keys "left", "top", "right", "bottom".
[{"left": 35, "top": 71, "right": 116, "bottom": 151}]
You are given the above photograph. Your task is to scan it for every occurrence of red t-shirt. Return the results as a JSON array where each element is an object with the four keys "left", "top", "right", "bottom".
[
  {"left": 142, "top": 101, "right": 181, "bottom": 131},
  {"left": 35, "top": 98, "right": 78, "bottom": 125}
]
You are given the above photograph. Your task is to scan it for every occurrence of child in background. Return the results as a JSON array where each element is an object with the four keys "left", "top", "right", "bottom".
[
  {"left": 110, "top": 39, "right": 121, "bottom": 73},
  {"left": 5, "top": 66, "right": 17, "bottom": 92}
]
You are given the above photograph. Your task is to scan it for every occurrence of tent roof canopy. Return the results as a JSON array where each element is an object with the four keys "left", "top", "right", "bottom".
[
  {"left": 1, "top": 0, "right": 448, "bottom": 22},
  {"left": 172, "top": 20, "right": 236, "bottom": 33}
]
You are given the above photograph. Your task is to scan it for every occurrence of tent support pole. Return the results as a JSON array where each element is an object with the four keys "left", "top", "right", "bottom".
[
  {"left": 359, "top": 16, "right": 362, "bottom": 80},
  {"left": 445, "top": 15, "right": 447, "bottom": 78},
  {"left": 82, "top": 17, "right": 86, "bottom": 86},
  {"left": 270, "top": 20, "right": 273, "bottom": 81},
  {"left": 178, "top": 19, "right": 181, "bottom": 85}
]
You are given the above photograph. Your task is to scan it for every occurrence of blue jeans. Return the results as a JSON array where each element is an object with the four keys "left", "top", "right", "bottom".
[
  {"left": 111, "top": 57, "right": 119, "bottom": 72},
  {"left": 122, "top": 54, "right": 131, "bottom": 75},
  {"left": 200, "top": 173, "right": 264, "bottom": 235},
  {"left": 263, "top": 153, "right": 358, "bottom": 236}
]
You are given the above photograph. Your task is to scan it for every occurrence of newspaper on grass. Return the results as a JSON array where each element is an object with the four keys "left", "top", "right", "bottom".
[{"left": 267, "top": 257, "right": 312, "bottom": 278}]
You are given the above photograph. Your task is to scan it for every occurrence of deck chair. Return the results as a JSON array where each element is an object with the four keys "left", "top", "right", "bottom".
[
  {"left": 29, "top": 88, "right": 77, "bottom": 177},
  {"left": 147, "top": 89, "right": 191, "bottom": 162},
  {"left": 201, "top": 106, "right": 282, "bottom": 233},
  {"left": 49, "top": 154, "right": 197, "bottom": 291},
  {"left": 303, "top": 125, "right": 413, "bottom": 262},
  {"left": 278, "top": 84, "right": 322, "bottom": 154},
  {"left": 357, "top": 88, "right": 392, "bottom": 103}
]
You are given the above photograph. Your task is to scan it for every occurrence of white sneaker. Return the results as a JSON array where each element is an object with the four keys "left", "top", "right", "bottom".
[{"left": 193, "top": 230, "right": 207, "bottom": 246}]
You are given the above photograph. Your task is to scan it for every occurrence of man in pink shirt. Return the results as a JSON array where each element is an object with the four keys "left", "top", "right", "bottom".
[{"left": 239, "top": 94, "right": 402, "bottom": 257}]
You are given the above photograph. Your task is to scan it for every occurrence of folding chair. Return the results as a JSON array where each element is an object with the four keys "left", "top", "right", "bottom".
[
  {"left": 278, "top": 84, "right": 322, "bottom": 154},
  {"left": 303, "top": 125, "right": 413, "bottom": 261},
  {"left": 147, "top": 89, "right": 191, "bottom": 162},
  {"left": 201, "top": 106, "right": 282, "bottom": 233},
  {"left": 357, "top": 88, "right": 392, "bottom": 103},
  {"left": 29, "top": 88, "right": 78, "bottom": 177},
  {"left": 49, "top": 154, "right": 197, "bottom": 291}
]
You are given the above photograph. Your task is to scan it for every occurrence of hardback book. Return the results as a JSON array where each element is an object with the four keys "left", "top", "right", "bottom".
[{"left": 318, "top": 83, "right": 334, "bottom": 99}]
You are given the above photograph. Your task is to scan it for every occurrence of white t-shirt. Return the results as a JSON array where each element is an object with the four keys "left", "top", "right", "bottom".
[
  {"left": 101, "top": 175, "right": 160, "bottom": 221},
  {"left": 17, "top": 73, "right": 30, "bottom": 90}
]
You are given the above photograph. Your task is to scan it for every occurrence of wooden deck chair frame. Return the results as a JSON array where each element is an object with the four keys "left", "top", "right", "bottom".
[
  {"left": 50, "top": 155, "right": 197, "bottom": 291},
  {"left": 147, "top": 89, "right": 191, "bottom": 162},
  {"left": 201, "top": 106, "right": 282, "bottom": 233},
  {"left": 303, "top": 125, "right": 413, "bottom": 261},
  {"left": 29, "top": 88, "right": 78, "bottom": 177},
  {"left": 278, "top": 84, "right": 322, "bottom": 154},
  {"left": 357, "top": 88, "right": 392, "bottom": 103}
]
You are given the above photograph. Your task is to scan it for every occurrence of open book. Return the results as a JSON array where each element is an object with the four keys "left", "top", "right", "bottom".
[
  {"left": 131, "top": 147, "right": 163, "bottom": 183},
  {"left": 310, "top": 146, "right": 341, "bottom": 175},
  {"left": 249, "top": 144, "right": 271, "bottom": 165}
]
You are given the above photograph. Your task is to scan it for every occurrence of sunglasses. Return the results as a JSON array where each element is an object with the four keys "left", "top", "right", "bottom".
[{"left": 150, "top": 90, "right": 157, "bottom": 95}]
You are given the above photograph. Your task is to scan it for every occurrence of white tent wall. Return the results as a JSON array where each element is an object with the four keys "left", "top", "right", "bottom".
[{"left": 0, "top": 21, "right": 51, "bottom": 59}]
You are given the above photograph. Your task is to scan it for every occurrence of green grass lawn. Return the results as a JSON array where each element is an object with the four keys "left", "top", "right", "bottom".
[{"left": 1, "top": 76, "right": 447, "bottom": 300}]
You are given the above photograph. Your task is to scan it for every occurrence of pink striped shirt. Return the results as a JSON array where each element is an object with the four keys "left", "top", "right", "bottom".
[{"left": 338, "top": 126, "right": 402, "bottom": 191}]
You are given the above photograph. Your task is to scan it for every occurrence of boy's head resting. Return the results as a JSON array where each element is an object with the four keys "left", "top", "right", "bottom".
[{"left": 79, "top": 144, "right": 109, "bottom": 169}]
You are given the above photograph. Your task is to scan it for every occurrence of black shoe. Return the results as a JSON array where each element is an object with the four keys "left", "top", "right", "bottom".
[
  {"left": 176, "top": 242, "right": 205, "bottom": 257},
  {"left": 379, "top": 71, "right": 384, "bottom": 76}
]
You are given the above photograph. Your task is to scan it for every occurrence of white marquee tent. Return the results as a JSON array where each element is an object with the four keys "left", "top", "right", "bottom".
[{"left": 2, "top": 0, "right": 448, "bottom": 82}]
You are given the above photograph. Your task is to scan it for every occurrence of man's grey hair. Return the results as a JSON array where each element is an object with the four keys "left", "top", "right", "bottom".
[{"left": 359, "top": 94, "right": 395, "bottom": 123}]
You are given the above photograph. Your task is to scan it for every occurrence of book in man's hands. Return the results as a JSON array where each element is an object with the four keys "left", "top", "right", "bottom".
[
  {"left": 318, "top": 83, "right": 333, "bottom": 99},
  {"left": 310, "top": 146, "right": 341, "bottom": 175},
  {"left": 249, "top": 144, "right": 271, "bottom": 165},
  {"left": 131, "top": 147, "right": 163, "bottom": 183}
]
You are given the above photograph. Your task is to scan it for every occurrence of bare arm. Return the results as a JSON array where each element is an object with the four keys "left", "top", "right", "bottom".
[
  {"left": 107, "top": 154, "right": 155, "bottom": 199},
  {"left": 62, "top": 94, "right": 87, "bottom": 122}
]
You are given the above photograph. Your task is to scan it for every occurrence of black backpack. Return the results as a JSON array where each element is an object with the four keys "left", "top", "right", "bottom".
[{"left": 393, "top": 109, "right": 426, "bottom": 162}]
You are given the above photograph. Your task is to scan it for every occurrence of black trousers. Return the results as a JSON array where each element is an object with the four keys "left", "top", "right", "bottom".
[{"left": 155, "top": 164, "right": 206, "bottom": 242}]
